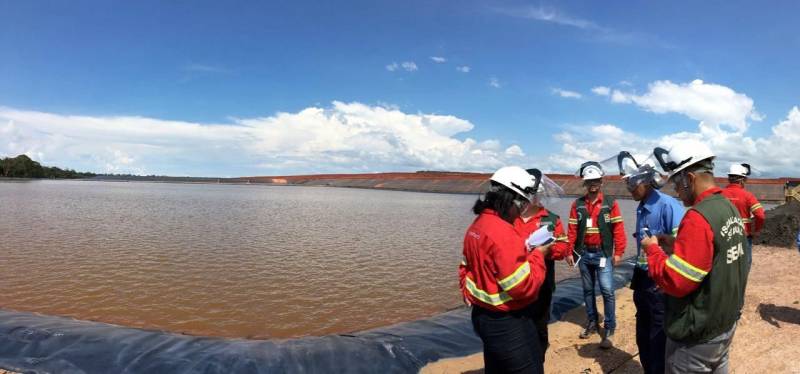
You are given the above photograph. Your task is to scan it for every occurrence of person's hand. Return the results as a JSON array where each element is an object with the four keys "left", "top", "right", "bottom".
[
  {"left": 641, "top": 233, "right": 659, "bottom": 249},
  {"left": 613, "top": 255, "right": 621, "bottom": 266},
  {"left": 655, "top": 234, "right": 675, "bottom": 255},
  {"left": 463, "top": 296, "right": 472, "bottom": 307},
  {"left": 535, "top": 242, "right": 553, "bottom": 257},
  {"left": 565, "top": 254, "right": 575, "bottom": 267}
]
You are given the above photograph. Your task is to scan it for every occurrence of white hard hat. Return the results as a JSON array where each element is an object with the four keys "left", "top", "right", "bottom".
[
  {"left": 579, "top": 161, "right": 605, "bottom": 181},
  {"left": 728, "top": 163, "right": 751, "bottom": 177},
  {"left": 490, "top": 166, "right": 537, "bottom": 201},
  {"left": 653, "top": 141, "right": 715, "bottom": 177}
]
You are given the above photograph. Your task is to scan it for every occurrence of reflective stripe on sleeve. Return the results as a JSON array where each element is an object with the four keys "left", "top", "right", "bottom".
[
  {"left": 742, "top": 218, "right": 752, "bottom": 224},
  {"left": 497, "top": 262, "right": 531, "bottom": 291},
  {"left": 568, "top": 218, "right": 578, "bottom": 224},
  {"left": 608, "top": 216, "right": 624, "bottom": 223},
  {"left": 465, "top": 278, "right": 512, "bottom": 306},
  {"left": 556, "top": 235, "right": 568, "bottom": 242},
  {"left": 665, "top": 254, "right": 708, "bottom": 283},
  {"left": 750, "top": 203, "right": 763, "bottom": 213}
]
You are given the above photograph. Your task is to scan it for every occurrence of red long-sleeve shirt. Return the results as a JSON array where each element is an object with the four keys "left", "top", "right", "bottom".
[
  {"left": 645, "top": 187, "right": 720, "bottom": 297},
  {"left": 458, "top": 209, "right": 547, "bottom": 312},
  {"left": 721, "top": 183, "right": 765, "bottom": 236},
  {"left": 513, "top": 208, "right": 570, "bottom": 260},
  {"left": 567, "top": 192, "right": 627, "bottom": 257}
]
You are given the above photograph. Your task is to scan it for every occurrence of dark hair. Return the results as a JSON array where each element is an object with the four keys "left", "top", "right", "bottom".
[
  {"left": 728, "top": 175, "right": 746, "bottom": 183},
  {"left": 472, "top": 182, "right": 521, "bottom": 223}
]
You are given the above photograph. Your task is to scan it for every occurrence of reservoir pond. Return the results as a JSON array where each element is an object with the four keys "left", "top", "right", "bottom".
[{"left": 0, "top": 180, "right": 639, "bottom": 338}]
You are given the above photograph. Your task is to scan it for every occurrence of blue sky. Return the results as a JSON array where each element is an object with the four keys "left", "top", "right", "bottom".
[{"left": 1, "top": 1, "right": 799, "bottom": 177}]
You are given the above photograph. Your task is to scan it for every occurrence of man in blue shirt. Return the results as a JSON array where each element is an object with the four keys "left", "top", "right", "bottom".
[
  {"left": 796, "top": 229, "right": 800, "bottom": 253},
  {"left": 626, "top": 167, "right": 685, "bottom": 374}
]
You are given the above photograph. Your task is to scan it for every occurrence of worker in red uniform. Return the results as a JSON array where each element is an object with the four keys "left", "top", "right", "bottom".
[
  {"left": 513, "top": 168, "right": 571, "bottom": 362},
  {"left": 721, "top": 163, "right": 765, "bottom": 272},
  {"left": 642, "top": 142, "right": 747, "bottom": 373},
  {"left": 568, "top": 161, "right": 626, "bottom": 349},
  {"left": 459, "top": 166, "right": 551, "bottom": 374}
]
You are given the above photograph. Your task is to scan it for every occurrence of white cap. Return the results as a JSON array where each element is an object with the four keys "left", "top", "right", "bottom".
[
  {"left": 490, "top": 166, "right": 537, "bottom": 201},
  {"left": 579, "top": 162, "right": 605, "bottom": 181},
  {"left": 654, "top": 141, "right": 715, "bottom": 176},
  {"left": 728, "top": 163, "right": 751, "bottom": 177}
]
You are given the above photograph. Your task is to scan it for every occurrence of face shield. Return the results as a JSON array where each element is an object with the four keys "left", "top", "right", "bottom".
[
  {"left": 598, "top": 151, "right": 669, "bottom": 191},
  {"left": 526, "top": 168, "right": 565, "bottom": 206}
]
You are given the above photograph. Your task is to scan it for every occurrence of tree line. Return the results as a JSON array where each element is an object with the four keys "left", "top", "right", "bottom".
[{"left": 0, "top": 154, "right": 96, "bottom": 179}]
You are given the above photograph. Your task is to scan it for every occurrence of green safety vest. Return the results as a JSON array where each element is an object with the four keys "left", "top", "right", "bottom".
[
  {"left": 574, "top": 195, "right": 617, "bottom": 258},
  {"left": 665, "top": 192, "right": 748, "bottom": 343},
  {"left": 537, "top": 210, "right": 561, "bottom": 293}
]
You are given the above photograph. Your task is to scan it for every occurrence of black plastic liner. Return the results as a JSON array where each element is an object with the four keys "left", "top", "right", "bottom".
[{"left": 0, "top": 260, "right": 634, "bottom": 373}]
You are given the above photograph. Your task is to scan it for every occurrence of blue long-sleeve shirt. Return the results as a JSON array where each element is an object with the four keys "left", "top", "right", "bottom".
[
  {"left": 796, "top": 230, "right": 800, "bottom": 251},
  {"left": 635, "top": 189, "right": 686, "bottom": 270}
]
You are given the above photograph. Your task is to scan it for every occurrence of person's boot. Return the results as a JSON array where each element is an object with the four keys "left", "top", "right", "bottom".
[
  {"left": 579, "top": 320, "right": 598, "bottom": 339},
  {"left": 600, "top": 329, "right": 615, "bottom": 349}
]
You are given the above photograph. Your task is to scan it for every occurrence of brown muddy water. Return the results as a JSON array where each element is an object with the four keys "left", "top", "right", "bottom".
[{"left": 0, "top": 180, "right": 639, "bottom": 339}]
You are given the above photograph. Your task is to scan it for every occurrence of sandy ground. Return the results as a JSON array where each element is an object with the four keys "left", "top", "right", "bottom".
[{"left": 421, "top": 245, "right": 800, "bottom": 374}]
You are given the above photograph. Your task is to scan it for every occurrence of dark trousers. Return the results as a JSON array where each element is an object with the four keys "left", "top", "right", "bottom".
[
  {"left": 472, "top": 305, "right": 544, "bottom": 374},
  {"left": 529, "top": 259, "right": 555, "bottom": 361},
  {"left": 631, "top": 268, "right": 666, "bottom": 374}
]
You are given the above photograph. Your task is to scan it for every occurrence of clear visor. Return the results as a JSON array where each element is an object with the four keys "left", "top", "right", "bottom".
[
  {"left": 597, "top": 151, "right": 671, "bottom": 188},
  {"left": 534, "top": 173, "right": 565, "bottom": 206}
]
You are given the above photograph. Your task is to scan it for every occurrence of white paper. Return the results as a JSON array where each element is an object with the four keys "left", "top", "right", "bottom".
[
  {"left": 599, "top": 257, "right": 607, "bottom": 268},
  {"left": 526, "top": 225, "right": 555, "bottom": 248},
  {"left": 586, "top": 218, "right": 594, "bottom": 227}
]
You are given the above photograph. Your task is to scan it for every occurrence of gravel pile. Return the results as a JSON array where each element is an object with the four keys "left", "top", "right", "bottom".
[{"left": 755, "top": 200, "right": 800, "bottom": 248}]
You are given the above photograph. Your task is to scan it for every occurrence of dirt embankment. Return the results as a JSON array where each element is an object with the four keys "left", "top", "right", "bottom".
[
  {"left": 242, "top": 172, "right": 790, "bottom": 202},
  {"left": 756, "top": 200, "right": 800, "bottom": 248}
]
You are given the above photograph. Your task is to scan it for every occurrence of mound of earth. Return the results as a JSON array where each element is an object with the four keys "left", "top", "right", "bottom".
[{"left": 755, "top": 200, "right": 800, "bottom": 248}]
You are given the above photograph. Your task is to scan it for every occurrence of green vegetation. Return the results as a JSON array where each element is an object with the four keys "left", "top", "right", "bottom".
[{"left": 0, "top": 154, "right": 96, "bottom": 179}]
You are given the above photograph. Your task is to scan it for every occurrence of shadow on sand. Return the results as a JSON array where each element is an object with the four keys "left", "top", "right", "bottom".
[
  {"left": 576, "top": 342, "right": 637, "bottom": 374},
  {"left": 758, "top": 303, "right": 800, "bottom": 328}
]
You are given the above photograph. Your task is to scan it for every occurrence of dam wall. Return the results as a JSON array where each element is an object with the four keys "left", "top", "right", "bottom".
[{"left": 236, "top": 172, "right": 791, "bottom": 203}]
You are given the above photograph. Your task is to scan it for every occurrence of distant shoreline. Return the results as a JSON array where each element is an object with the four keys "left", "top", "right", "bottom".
[{"left": 4, "top": 172, "right": 792, "bottom": 203}]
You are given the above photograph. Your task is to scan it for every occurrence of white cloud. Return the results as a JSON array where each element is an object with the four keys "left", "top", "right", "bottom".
[
  {"left": 547, "top": 79, "right": 800, "bottom": 177},
  {"left": 401, "top": 61, "right": 418, "bottom": 72},
  {"left": 547, "top": 122, "right": 763, "bottom": 175},
  {"left": 456, "top": 66, "right": 471, "bottom": 73},
  {"left": 505, "top": 5, "right": 597, "bottom": 30},
  {"left": 430, "top": 56, "right": 446, "bottom": 63},
  {"left": 610, "top": 90, "right": 631, "bottom": 104},
  {"left": 591, "top": 86, "right": 610, "bottom": 96},
  {"left": 386, "top": 61, "right": 417, "bottom": 72},
  {"left": 771, "top": 106, "right": 800, "bottom": 142},
  {"left": 606, "top": 80, "right": 761, "bottom": 133},
  {"left": 552, "top": 88, "right": 582, "bottom": 99},
  {"left": 493, "top": 5, "right": 670, "bottom": 47},
  {"left": 489, "top": 77, "right": 501, "bottom": 88},
  {"left": 505, "top": 145, "right": 525, "bottom": 157},
  {"left": 0, "top": 102, "right": 528, "bottom": 176}
]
